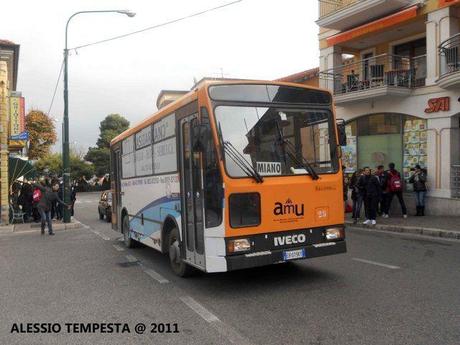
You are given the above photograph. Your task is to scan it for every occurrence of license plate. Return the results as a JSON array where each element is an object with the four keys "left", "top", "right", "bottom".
[{"left": 283, "top": 248, "right": 306, "bottom": 261}]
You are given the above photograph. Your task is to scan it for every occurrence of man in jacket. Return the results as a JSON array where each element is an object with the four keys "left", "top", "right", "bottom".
[
  {"left": 358, "top": 167, "right": 382, "bottom": 225},
  {"left": 34, "top": 179, "right": 70, "bottom": 235}
]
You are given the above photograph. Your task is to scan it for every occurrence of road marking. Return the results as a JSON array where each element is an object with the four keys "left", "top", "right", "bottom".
[
  {"left": 180, "top": 296, "right": 253, "bottom": 345},
  {"left": 92, "top": 230, "right": 110, "bottom": 241},
  {"left": 352, "top": 258, "right": 400, "bottom": 270},
  {"left": 143, "top": 268, "right": 169, "bottom": 284},
  {"left": 113, "top": 244, "right": 125, "bottom": 252},
  {"left": 125, "top": 254, "right": 138, "bottom": 263},
  {"left": 180, "top": 296, "right": 219, "bottom": 322}
]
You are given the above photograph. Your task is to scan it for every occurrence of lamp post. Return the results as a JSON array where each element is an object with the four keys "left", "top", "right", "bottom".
[{"left": 62, "top": 9, "right": 135, "bottom": 222}]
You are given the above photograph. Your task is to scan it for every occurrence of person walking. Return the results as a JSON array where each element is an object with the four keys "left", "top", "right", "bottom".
[
  {"left": 409, "top": 165, "right": 427, "bottom": 216},
  {"left": 33, "top": 179, "right": 70, "bottom": 235},
  {"left": 382, "top": 162, "right": 407, "bottom": 218},
  {"left": 349, "top": 169, "right": 364, "bottom": 224},
  {"left": 358, "top": 167, "right": 381, "bottom": 225}
]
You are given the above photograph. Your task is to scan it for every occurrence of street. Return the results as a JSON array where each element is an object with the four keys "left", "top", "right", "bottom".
[{"left": 0, "top": 192, "right": 459, "bottom": 345}]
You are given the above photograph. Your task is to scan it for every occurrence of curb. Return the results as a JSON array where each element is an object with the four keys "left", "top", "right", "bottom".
[
  {"left": 345, "top": 221, "right": 460, "bottom": 240},
  {"left": 0, "top": 225, "right": 14, "bottom": 233},
  {"left": 12, "top": 221, "right": 83, "bottom": 233}
]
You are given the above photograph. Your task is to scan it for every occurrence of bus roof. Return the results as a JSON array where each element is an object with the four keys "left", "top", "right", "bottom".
[{"left": 110, "top": 80, "right": 331, "bottom": 146}]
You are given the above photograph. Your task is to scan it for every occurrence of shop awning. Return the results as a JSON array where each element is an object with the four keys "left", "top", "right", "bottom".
[
  {"left": 8, "top": 156, "right": 36, "bottom": 184},
  {"left": 327, "top": 5, "right": 418, "bottom": 47}
]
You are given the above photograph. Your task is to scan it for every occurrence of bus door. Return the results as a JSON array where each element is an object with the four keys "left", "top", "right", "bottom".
[
  {"left": 179, "top": 115, "right": 205, "bottom": 268},
  {"left": 113, "top": 148, "right": 122, "bottom": 230}
]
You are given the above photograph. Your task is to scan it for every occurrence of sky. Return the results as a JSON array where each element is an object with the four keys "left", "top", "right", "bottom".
[{"left": 1, "top": 0, "right": 319, "bottom": 154}]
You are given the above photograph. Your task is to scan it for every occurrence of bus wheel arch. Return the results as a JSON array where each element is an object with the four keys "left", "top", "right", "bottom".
[
  {"left": 121, "top": 208, "right": 136, "bottom": 248},
  {"left": 121, "top": 208, "right": 129, "bottom": 233},
  {"left": 161, "top": 217, "right": 179, "bottom": 254}
]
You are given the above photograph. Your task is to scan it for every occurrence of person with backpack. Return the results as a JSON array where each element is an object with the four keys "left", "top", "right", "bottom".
[
  {"left": 358, "top": 167, "right": 382, "bottom": 225},
  {"left": 383, "top": 162, "right": 407, "bottom": 218},
  {"left": 409, "top": 164, "right": 427, "bottom": 216}
]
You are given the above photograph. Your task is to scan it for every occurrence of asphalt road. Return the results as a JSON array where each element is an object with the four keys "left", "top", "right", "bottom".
[{"left": 1, "top": 192, "right": 459, "bottom": 345}]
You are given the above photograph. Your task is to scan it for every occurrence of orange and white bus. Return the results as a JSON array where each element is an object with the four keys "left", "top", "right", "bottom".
[{"left": 110, "top": 80, "right": 347, "bottom": 276}]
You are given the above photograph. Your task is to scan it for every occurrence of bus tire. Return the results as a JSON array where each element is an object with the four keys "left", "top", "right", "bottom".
[
  {"left": 122, "top": 215, "right": 136, "bottom": 248},
  {"left": 168, "top": 227, "right": 193, "bottom": 277}
]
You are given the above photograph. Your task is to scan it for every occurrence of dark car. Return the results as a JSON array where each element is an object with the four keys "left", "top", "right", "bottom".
[{"left": 98, "top": 191, "right": 112, "bottom": 222}]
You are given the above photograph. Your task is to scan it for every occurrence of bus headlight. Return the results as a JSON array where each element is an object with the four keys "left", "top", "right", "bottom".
[
  {"left": 227, "top": 238, "right": 251, "bottom": 254},
  {"left": 325, "top": 227, "right": 345, "bottom": 241}
]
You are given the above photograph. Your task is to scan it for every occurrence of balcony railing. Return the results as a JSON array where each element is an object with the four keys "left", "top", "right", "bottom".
[
  {"left": 439, "top": 33, "right": 460, "bottom": 77},
  {"left": 319, "top": 53, "right": 426, "bottom": 96},
  {"left": 319, "top": 0, "right": 359, "bottom": 18}
]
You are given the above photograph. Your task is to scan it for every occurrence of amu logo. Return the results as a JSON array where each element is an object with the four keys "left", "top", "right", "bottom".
[{"left": 274, "top": 198, "right": 305, "bottom": 217}]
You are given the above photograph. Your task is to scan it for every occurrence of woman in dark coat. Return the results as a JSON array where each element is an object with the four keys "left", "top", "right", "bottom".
[{"left": 409, "top": 164, "right": 427, "bottom": 216}]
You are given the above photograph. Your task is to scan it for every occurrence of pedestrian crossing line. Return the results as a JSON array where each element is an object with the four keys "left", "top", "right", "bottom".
[
  {"left": 112, "top": 244, "right": 125, "bottom": 252},
  {"left": 352, "top": 257, "right": 400, "bottom": 270}
]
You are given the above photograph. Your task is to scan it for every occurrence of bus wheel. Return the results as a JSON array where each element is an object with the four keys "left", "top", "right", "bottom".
[
  {"left": 168, "top": 227, "right": 193, "bottom": 277},
  {"left": 122, "top": 216, "right": 136, "bottom": 248}
]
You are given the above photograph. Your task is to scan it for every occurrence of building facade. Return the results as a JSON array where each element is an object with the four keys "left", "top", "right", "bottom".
[
  {"left": 317, "top": 0, "right": 460, "bottom": 215},
  {"left": 0, "top": 39, "right": 22, "bottom": 224}
]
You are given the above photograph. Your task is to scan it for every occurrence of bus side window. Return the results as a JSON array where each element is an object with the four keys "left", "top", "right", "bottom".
[{"left": 201, "top": 107, "right": 223, "bottom": 228}]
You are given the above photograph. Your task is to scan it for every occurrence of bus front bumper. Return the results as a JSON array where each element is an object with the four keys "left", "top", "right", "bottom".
[{"left": 225, "top": 240, "right": 346, "bottom": 271}]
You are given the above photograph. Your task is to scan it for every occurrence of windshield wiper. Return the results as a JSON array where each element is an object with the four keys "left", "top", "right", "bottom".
[
  {"left": 275, "top": 121, "right": 320, "bottom": 180},
  {"left": 217, "top": 122, "right": 263, "bottom": 183},
  {"left": 223, "top": 141, "right": 264, "bottom": 183}
]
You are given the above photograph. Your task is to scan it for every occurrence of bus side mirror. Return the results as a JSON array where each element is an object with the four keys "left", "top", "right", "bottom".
[
  {"left": 336, "top": 119, "right": 347, "bottom": 146},
  {"left": 192, "top": 123, "right": 209, "bottom": 152}
]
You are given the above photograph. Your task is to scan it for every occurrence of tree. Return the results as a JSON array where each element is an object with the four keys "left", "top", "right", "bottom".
[
  {"left": 26, "top": 110, "right": 57, "bottom": 160},
  {"left": 85, "top": 114, "right": 129, "bottom": 176},
  {"left": 96, "top": 114, "right": 130, "bottom": 149},
  {"left": 35, "top": 152, "right": 94, "bottom": 180}
]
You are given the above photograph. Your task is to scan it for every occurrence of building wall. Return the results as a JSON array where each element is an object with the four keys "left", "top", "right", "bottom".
[
  {"left": 317, "top": 0, "right": 460, "bottom": 214},
  {"left": 0, "top": 61, "right": 9, "bottom": 224}
]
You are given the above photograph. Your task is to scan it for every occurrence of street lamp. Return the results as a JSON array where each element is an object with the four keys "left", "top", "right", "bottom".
[{"left": 62, "top": 9, "right": 135, "bottom": 223}]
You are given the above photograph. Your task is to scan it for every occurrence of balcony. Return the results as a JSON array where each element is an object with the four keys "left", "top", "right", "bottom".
[
  {"left": 438, "top": 33, "right": 460, "bottom": 89},
  {"left": 319, "top": 54, "right": 426, "bottom": 104},
  {"left": 317, "top": 0, "right": 414, "bottom": 31}
]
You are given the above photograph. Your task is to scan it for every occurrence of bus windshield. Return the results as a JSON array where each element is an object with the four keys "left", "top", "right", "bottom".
[{"left": 215, "top": 106, "right": 338, "bottom": 178}]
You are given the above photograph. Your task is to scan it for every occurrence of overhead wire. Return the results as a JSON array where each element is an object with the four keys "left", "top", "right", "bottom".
[
  {"left": 47, "top": 58, "right": 64, "bottom": 117},
  {"left": 69, "top": 0, "right": 243, "bottom": 51}
]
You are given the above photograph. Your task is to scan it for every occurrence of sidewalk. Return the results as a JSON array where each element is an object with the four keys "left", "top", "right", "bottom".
[
  {"left": 346, "top": 214, "right": 460, "bottom": 240},
  {"left": 0, "top": 219, "right": 83, "bottom": 234}
]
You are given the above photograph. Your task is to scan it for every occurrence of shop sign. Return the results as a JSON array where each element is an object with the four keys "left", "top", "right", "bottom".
[
  {"left": 9, "top": 96, "right": 25, "bottom": 137},
  {"left": 425, "top": 97, "right": 450, "bottom": 113}
]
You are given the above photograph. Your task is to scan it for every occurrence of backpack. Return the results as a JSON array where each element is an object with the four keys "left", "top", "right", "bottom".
[
  {"left": 388, "top": 171, "right": 402, "bottom": 192},
  {"left": 33, "top": 188, "right": 42, "bottom": 203}
]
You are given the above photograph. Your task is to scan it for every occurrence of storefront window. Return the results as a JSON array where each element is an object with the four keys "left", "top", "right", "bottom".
[
  {"left": 403, "top": 118, "right": 427, "bottom": 184},
  {"left": 342, "top": 114, "right": 427, "bottom": 191}
]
